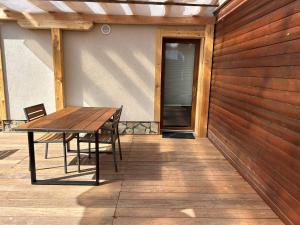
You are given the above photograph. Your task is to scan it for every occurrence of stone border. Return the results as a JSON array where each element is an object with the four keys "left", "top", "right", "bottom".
[
  {"left": 119, "top": 121, "right": 159, "bottom": 135},
  {"left": 1, "top": 120, "right": 26, "bottom": 132}
]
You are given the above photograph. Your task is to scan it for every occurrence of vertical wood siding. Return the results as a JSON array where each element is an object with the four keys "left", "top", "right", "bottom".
[{"left": 209, "top": 0, "right": 300, "bottom": 224}]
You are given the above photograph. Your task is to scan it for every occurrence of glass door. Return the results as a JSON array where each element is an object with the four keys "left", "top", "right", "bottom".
[{"left": 161, "top": 38, "right": 200, "bottom": 130}]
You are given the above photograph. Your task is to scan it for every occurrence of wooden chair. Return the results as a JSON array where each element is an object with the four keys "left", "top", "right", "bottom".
[
  {"left": 24, "top": 104, "right": 74, "bottom": 173},
  {"left": 77, "top": 106, "right": 123, "bottom": 172}
]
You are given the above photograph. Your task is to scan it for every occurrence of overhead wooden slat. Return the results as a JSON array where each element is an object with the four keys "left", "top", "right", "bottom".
[
  {"left": 99, "top": 3, "right": 125, "bottom": 15},
  {"left": 64, "top": 2, "right": 95, "bottom": 14},
  {"left": 164, "top": 5, "right": 172, "bottom": 17},
  {"left": 195, "top": 0, "right": 218, "bottom": 16},
  {"left": 127, "top": 4, "right": 140, "bottom": 16},
  {"left": 28, "top": 0, "right": 62, "bottom": 12},
  {"left": 51, "top": 28, "right": 65, "bottom": 110},
  {"left": 0, "top": 0, "right": 218, "bottom": 22}
]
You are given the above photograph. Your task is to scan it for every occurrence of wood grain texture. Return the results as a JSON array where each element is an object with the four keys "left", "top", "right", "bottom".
[
  {"left": 15, "top": 107, "right": 117, "bottom": 133},
  {"left": 216, "top": 0, "right": 248, "bottom": 22},
  {"left": 51, "top": 28, "right": 65, "bottom": 110},
  {"left": 154, "top": 30, "right": 162, "bottom": 122},
  {"left": 0, "top": 42, "right": 7, "bottom": 121},
  {"left": 209, "top": 0, "right": 300, "bottom": 224},
  {"left": 197, "top": 25, "right": 214, "bottom": 137},
  {"left": 18, "top": 19, "right": 93, "bottom": 30},
  {"left": 0, "top": 11, "right": 215, "bottom": 26},
  {"left": 0, "top": 133, "right": 281, "bottom": 225}
]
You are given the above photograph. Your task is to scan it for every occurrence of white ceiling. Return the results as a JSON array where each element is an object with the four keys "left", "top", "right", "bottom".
[{"left": 0, "top": 0, "right": 225, "bottom": 17}]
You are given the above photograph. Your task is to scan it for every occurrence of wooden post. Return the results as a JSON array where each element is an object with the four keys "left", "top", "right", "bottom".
[
  {"left": 51, "top": 28, "right": 65, "bottom": 110},
  {"left": 0, "top": 43, "right": 7, "bottom": 121},
  {"left": 154, "top": 30, "right": 162, "bottom": 122},
  {"left": 198, "top": 25, "right": 214, "bottom": 137}
]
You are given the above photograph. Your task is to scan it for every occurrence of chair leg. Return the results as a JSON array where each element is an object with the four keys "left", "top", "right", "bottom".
[
  {"left": 63, "top": 136, "right": 68, "bottom": 174},
  {"left": 44, "top": 143, "right": 49, "bottom": 159},
  {"left": 67, "top": 142, "right": 71, "bottom": 152},
  {"left": 76, "top": 134, "right": 81, "bottom": 173},
  {"left": 117, "top": 131, "right": 122, "bottom": 160},
  {"left": 112, "top": 141, "right": 118, "bottom": 172},
  {"left": 88, "top": 142, "right": 91, "bottom": 159}
]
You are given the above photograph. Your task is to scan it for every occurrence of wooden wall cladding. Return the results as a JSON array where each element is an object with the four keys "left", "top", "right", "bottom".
[{"left": 209, "top": 0, "right": 300, "bottom": 224}]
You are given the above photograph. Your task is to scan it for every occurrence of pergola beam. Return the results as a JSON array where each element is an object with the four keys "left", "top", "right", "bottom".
[
  {"left": 18, "top": 19, "right": 93, "bottom": 30},
  {"left": 44, "top": 0, "right": 219, "bottom": 7},
  {"left": 0, "top": 11, "right": 215, "bottom": 26}
]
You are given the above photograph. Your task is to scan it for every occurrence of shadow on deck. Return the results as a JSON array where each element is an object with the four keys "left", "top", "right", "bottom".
[{"left": 0, "top": 133, "right": 282, "bottom": 225}]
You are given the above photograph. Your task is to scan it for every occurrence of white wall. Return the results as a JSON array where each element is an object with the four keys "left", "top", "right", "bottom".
[
  {"left": 64, "top": 25, "right": 156, "bottom": 121},
  {"left": 0, "top": 22, "right": 203, "bottom": 122},
  {"left": 0, "top": 22, "right": 55, "bottom": 120}
]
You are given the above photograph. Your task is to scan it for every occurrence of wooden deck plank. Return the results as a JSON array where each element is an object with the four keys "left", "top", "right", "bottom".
[
  {"left": 116, "top": 208, "right": 278, "bottom": 219},
  {"left": 113, "top": 218, "right": 283, "bottom": 225},
  {"left": 0, "top": 133, "right": 282, "bottom": 225},
  {"left": 0, "top": 216, "right": 113, "bottom": 225}
]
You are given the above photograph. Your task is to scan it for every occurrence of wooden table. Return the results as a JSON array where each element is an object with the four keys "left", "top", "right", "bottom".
[{"left": 15, "top": 107, "right": 117, "bottom": 185}]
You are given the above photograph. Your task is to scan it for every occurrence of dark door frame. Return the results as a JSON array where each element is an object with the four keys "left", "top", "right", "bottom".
[{"left": 160, "top": 38, "right": 201, "bottom": 131}]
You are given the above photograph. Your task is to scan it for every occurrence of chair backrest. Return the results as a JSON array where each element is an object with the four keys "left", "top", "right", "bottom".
[
  {"left": 112, "top": 105, "right": 123, "bottom": 129},
  {"left": 24, "top": 104, "right": 47, "bottom": 122}
]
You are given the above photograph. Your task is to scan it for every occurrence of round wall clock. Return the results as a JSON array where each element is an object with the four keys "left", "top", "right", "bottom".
[{"left": 101, "top": 24, "right": 111, "bottom": 35}]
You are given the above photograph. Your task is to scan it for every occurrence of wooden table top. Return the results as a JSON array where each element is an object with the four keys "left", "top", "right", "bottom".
[{"left": 15, "top": 107, "right": 117, "bottom": 133}]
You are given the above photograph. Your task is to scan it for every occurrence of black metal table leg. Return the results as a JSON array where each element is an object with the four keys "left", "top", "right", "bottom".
[
  {"left": 95, "top": 131, "right": 99, "bottom": 185},
  {"left": 63, "top": 133, "right": 68, "bottom": 174},
  {"left": 76, "top": 133, "right": 81, "bottom": 172},
  {"left": 28, "top": 132, "right": 36, "bottom": 184}
]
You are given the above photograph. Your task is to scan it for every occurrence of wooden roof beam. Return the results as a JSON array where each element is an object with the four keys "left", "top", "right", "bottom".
[
  {"left": 17, "top": 19, "right": 94, "bottom": 30},
  {"left": 0, "top": 11, "right": 216, "bottom": 26}
]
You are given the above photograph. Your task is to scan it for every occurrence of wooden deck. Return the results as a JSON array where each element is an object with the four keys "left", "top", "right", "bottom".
[{"left": 0, "top": 133, "right": 283, "bottom": 225}]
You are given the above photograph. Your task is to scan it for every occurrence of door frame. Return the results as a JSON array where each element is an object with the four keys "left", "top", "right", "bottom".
[
  {"left": 154, "top": 26, "right": 214, "bottom": 137},
  {"left": 160, "top": 38, "right": 201, "bottom": 131}
]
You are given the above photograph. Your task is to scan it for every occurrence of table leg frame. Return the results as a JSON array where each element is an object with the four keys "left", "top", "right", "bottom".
[
  {"left": 63, "top": 133, "right": 68, "bottom": 174},
  {"left": 26, "top": 130, "right": 101, "bottom": 185},
  {"left": 95, "top": 131, "right": 99, "bottom": 185},
  {"left": 28, "top": 132, "right": 36, "bottom": 184},
  {"left": 76, "top": 133, "right": 81, "bottom": 173}
]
